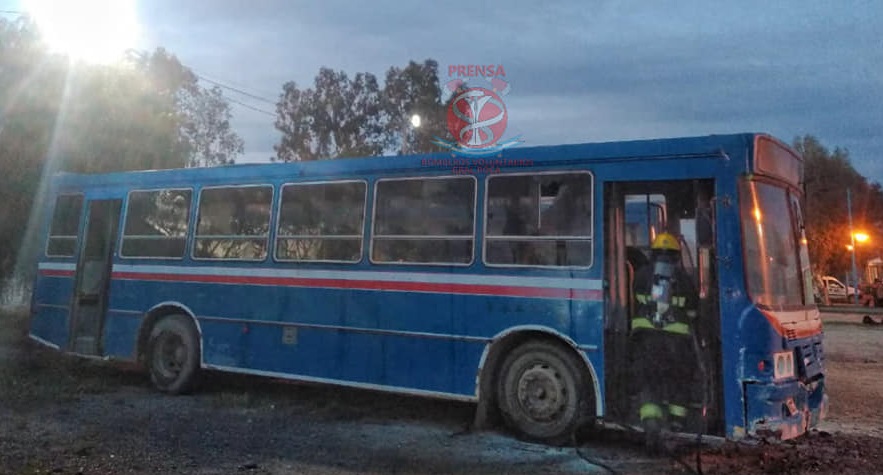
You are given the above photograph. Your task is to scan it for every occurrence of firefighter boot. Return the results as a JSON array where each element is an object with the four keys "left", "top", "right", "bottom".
[{"left": 639, "top": 403, "right": 665, "bottom": 453}]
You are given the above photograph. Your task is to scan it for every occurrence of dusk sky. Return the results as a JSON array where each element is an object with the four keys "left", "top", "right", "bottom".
[{"left": 6, "top": 1, "right": 883, "bottom": 180}]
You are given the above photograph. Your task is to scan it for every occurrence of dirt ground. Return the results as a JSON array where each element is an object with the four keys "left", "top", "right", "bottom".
[{"left": 1, "top": 309, "right": 883, "bottom": 475}]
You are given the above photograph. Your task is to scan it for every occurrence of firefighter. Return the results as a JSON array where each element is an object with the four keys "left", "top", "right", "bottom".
[{"left": 630, "top": 232, "right": 699, "bottom": 448}]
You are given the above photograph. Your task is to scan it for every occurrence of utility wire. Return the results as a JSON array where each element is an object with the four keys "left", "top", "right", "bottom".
[
  {"left": 185, "top": 67, "right": 278, "bottom": 117},
  {"left": 224, "top": 95, "right": 276, "bottom": 117},
  {"left": 182, "top": 65, "right": 277, "bottom": 117},
  {"left": 195, "top": 73, "right": 277, "bottom": 105}
]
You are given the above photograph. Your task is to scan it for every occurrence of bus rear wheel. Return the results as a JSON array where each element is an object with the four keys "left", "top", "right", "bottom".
[
  {"left": 147, "top": 314, "right": 200, "bottom": 394},
  {"left": 496, "top": 341, "right": 590, "bottom": 444}
]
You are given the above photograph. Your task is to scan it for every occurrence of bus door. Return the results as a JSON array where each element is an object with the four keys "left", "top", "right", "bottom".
[
  {"left": 68, "top": 199, "right": 121, "bottom": 356},
  {"left": 603, "top": 180, "right": 722, "bottom": 433}
]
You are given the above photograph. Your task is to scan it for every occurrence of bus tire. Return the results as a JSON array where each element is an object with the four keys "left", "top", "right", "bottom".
[
  {"left": 496, "top": 340, "right": 590, "bottom": 445},
  {"left": 147, "top": 314, "right": 200, "bottom": 394}
]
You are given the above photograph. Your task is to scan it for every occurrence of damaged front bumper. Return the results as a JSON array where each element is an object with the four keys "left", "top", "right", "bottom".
[{"left": 743, "top": 377, "right": 827, "bottom": 440}]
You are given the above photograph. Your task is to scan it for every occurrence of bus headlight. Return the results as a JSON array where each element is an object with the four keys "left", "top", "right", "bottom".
[{"left": 773, "top": 351, "right": 795, "bottom": 380}]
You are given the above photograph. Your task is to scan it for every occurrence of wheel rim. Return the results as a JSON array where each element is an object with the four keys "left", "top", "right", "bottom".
[
  {"left": 153, "top": 331, "right": 187, "bottom": 379},
  {"left": 515, "top": 362, "right": 569, "bottom": 423}
]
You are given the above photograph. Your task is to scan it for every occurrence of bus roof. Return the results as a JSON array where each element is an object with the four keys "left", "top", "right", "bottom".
[{"left": 51, "top": 132, "right": 776, "bottom": 188}]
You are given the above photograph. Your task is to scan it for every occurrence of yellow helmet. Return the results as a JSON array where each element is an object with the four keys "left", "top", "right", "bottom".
[{"left": 651, "top": 232, "right": 680, "bottom": 252}]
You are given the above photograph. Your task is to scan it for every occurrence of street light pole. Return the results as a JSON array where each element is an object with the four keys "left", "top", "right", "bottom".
[{"left": 848, "top": 188, "right": 860, "bottom": 304}]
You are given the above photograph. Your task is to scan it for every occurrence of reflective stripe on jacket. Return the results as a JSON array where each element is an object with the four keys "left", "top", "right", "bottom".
[
  {"left": 632, "top": 292, "right": 695, "bottom": 335},
  {"left": 636, "top": 293, "right": 688, "bottom": 307},
  {"left": 630, "top": 317, "right": 691, "bottom": 335}
]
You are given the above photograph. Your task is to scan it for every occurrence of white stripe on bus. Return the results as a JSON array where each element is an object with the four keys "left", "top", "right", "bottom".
[{"left": 39, "top": 262, "right": 603, "bottom": 291}]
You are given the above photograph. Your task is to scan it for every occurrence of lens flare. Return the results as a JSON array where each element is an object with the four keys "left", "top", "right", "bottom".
[{"left": 24, "top": 0, "right": 139, "bottom": 64}]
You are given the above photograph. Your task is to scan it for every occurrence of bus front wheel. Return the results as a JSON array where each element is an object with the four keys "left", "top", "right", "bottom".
[
  {"left": 496, "top": 341, "right": 591, "bottom": 444},
  {"left": 147, "top": 314, "right": 200, "bottom": 394}
]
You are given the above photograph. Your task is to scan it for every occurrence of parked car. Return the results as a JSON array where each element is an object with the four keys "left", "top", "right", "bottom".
[{"left": 816, "top": 276, "right": 861, "bottom": 303}]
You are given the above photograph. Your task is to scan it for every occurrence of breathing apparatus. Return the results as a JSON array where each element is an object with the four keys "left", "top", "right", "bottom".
[{"left": 648, "top": 233, "right": 681, "bottom": 328}]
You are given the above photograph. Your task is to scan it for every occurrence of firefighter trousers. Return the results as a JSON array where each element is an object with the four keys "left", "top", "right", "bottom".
[{"left": 630, "top": 329, "right": 700, "bottom": 430}]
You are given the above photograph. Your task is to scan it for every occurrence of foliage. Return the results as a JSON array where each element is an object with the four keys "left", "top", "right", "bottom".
[
  {"left": 179, "top": 85, "right": 244, "bottom": 167},
  {"left": 381, "top": 59, "right": 449, "bottom": 155},
  {"left": 796, "top": 135, "right": 883, "bottom": 277},
  {"left": 0, "top": 17, "right": 66, "bottom": 277},
  {"left": 127, "top": 48, "right": 244, "bottom": 168},
  {"left": 0, "top": 17, "right": 244, "bottom": 282},
  {"left": 52, "top": 61, "right": 190, "bottom": 173},
  {"left": 273, "top": 59, "right": 449, "bottom": 161},
  {"left": 274, "top": 68, "right": 385, "bottom": 161}
]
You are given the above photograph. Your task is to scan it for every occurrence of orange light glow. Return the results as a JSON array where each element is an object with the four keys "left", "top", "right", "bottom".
[
  {"left": 753, "top": 208, "right": 762, "bottom": 221},
  {"left": 854, "top": 232, "right": 870, "bottom": 244}
]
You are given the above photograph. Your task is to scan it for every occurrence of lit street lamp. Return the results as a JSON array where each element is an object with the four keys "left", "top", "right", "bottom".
[
  {"left": 846, "top": 188, "right": 871, "bottom": 304},
  {"left": 848, "top": 231, "right": 870, "bottom": 302}
]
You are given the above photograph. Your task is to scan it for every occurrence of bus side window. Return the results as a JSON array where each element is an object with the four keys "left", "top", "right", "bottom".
[
  {"left": 276, "top": 181, "right": 366, "bottom": 263},
  {"left": 372, "top": 176, "right": 475, "bottom": 265},
  {"left": 193, "top": 185, "right": 273, "bottom": 260},
  {"left": 486, "top": 173, "right": 592, "bottom": 267},
  {"left": 121, "top": 189, "right": 192, "bottom": 259},
  {"left": 46, "top": 194, "right": 84, "bottom": 257}
]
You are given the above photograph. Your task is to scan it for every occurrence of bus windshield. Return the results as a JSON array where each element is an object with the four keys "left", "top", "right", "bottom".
[{"left": 740, "top": 180, "right": 804, "bottom": 308}]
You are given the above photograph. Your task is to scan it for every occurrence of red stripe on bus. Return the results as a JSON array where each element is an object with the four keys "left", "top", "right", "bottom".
[
  {"left": 111, "top": 271, "right": 603, "bottom": 301},
  {"left": 39, "top": 268, "right": 602, "bottom": 301},
  {"left": 40, "top": 269, "right": 74, "bottom": 277}
]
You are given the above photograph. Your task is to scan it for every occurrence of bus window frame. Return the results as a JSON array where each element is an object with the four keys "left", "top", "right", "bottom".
[
  {"left": 482, "top": 170, "right": 594, "bottom": 270},
  {"left": 272, "top": 179, "right": 369, "bottom": 265},
  {"left": 191, "top": 183, "right": 276, "bottom": 263},
  {"left": 45, "top": 192, "right": 85, "bottom": 259},
  {"left": 119, "top": 187, "right": 194, "bottom": 261},
  {"left": 738, "top": 174, "right": 811, "bottom": 311},
  {"left": 754, "top": 135, "right": 802, "bottom": 187},
  {"left": 369, "top": 174, "right": 478, "bottom": 267}
]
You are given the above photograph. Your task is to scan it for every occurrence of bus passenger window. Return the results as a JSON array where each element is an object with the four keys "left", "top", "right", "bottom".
[
  {"left": 193, "top": 185, "right": 273, "bottom": 260},
  {"left": 371, "top": 176, "right": 476, "bottom": 265},
  {"left": 46, "top": 194, "right": 84, "bottom": 257},
  {"left": 121, "top": 189, "right": 192, "bottom": 258},
  {"left": 276, "top": 181, "right": 366, "bottom": 262},
  {"left": 485, "top": 173, "right": 592, "bottom": 267}
]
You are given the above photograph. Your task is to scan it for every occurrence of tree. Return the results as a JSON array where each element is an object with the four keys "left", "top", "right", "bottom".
[
  {"left": 0, "top": 20, "right": 245, "bottom": 286},
  {"left": 273, "top": 82, "right": 317, "bottom": 161},
  {"left": 382, "top": 59, "right": 449, "bottom": 155},
  {"left": 0, "top": 16, "right": 67, "bottom": 279},
  {"left": 179, "top": 85, "right": 244, "bottom": 167},
  {"left": 274, "top": 68, "right": 385, "bottom": 161},
  {"left": 128, "top": 48, "right": 244, "bottom": 168},
  {"left": 273, "top": 59, "right": 451, "bottom": 161},
  {"left": 796, "top": 135, "right": 883, "bottom": 278},
  {"left": 51, "top": 61, "right": 190, "bottom": 173}
]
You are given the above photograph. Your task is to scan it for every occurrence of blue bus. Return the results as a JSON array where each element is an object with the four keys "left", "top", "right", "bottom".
[{"left": 29, "top": 132, "right": 826, "bottom": 443}]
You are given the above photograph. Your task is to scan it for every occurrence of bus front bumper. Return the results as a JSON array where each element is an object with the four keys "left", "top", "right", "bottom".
[{"left": 744, "top": 377, "right": 827, "bottom": 440}]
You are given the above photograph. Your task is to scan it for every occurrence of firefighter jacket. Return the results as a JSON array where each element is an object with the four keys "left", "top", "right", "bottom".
[{"left": 631, "top": 264, "right": 698, "bottom": 336}]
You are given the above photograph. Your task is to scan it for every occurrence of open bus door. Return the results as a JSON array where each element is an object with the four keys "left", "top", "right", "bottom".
[
  {"left": 603, "top": 180, "right": 723, "bottom": 435},
  {"left": 68, "top": 199, "right": 121, "bottom": 356}
]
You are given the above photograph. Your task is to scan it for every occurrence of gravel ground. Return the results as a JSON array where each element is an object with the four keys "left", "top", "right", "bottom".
[{"left": 2, "top": 309, "right": 883, "bottom": 475}]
